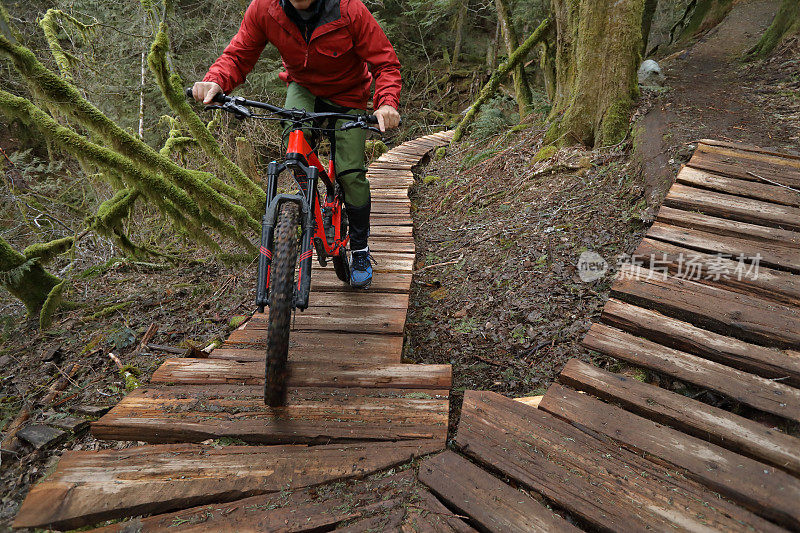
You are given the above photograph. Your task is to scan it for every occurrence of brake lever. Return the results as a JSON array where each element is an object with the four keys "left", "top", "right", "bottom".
[{"left": 224, "top": 101, "right": 252, "bottom": 120}]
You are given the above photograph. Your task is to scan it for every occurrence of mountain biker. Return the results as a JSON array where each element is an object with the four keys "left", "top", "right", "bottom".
[{"left": 191, "top": 0, "right": 402, "bottom": 289}]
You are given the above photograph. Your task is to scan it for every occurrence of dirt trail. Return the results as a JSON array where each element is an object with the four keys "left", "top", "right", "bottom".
[
  {"left": 640, "top": 0, "right": 798, "bottom": 203},
  {"left": 666, "top": 0, "right": 788, "bottom": 145}
]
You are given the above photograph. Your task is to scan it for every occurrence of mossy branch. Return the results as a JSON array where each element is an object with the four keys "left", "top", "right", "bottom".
[
  {"left": 0, "top": 89, "right": 253, "bottom": 251},
  {"left": 148, "top": 24, "right": 264, "bottom": 215},
  {"left": 451, "top": 18, "right": 551, "bottom": 144},
  {"left": 0, "top": 30, "right": 260, "bottom": 235},
  {"left": 23, "top": 236, "right": 74, "bottom": 263},
  {"left": 0, "top": 234, "right": 61, "bottom": 317},
  {"left": 39, "top": 9, "right": 97, "bottom": 80}
]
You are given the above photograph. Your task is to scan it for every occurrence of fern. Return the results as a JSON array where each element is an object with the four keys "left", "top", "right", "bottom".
[{"left": 1, "top": 258, "right": 37, "bottom": 287}]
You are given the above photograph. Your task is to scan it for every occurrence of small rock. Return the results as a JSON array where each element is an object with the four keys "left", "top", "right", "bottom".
[
  {"left": 16, "top": 425, "right": 68, "bottom": 450},
  {"left": 41, "top": 345, "right": 62, "bottom": 363},
  {"left": 47, "top": 416, "right": 90, "bottom": 434},
  {"left": 0, "top": 354, "right": 10, "bottom": 368},
  {"left": 638, "top": 59, "right": 665, "bottom": 86},
  {"left": 69, "top": 405, "right": 111, "bottom": 417}
]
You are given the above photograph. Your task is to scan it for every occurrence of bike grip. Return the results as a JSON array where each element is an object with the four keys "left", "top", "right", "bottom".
[
  {"left": 185, "top": 87, "right": 227, "bottom": 103},
  {"left": 366, "top": 114, "right": 379, "bottom": 124}
]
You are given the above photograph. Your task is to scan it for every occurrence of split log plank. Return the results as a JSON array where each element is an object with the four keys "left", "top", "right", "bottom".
[
  {"left": 367, "top": 225, "right": 413, "bottom": 237},
  {"left": 664, "top": 183, "right": 800, "bottom": 232},
  {"left": 13, "top": 440, "right": 442, "bottom": 530},
  {"left": 676, "top": 166, "right": 800, "bottom": 206},
  {"left": 582, "top": 323, "right": 800, "bottom": 423},
  {"left": 88, "top": 470, "right": 467, "bottom": 533},
  {"left": 91, "top": 385, "right": 449, "bottom": 444},
  {"left": 311, "top": 269, "right": 412, "bottom": 293},
  {"left": 261, "top": 290, "right": 410, "bottom": 309},
  {"left": 612, "top": 264, "right": 800, "bottom": 348},
  {"left": 656, "top": 206, "right": 800, "bottom": 249},
  {"left": 646, "top": 222, "right": 800, "bottom": 273},
  {"left": 290, "top": 307, "right": 408, "bottom": 334},
  {"left": 368, "top": 238, "right": 415, "bottom": 253},
  {"left": 151, "top": 359, "right": 451, "bottom": 389},
  {"left": 635, "top": 238, "right": 800, "bottom": 306},
  {"left": 418, "top": 451, "right": 579, "bottom": 533},
  {"left": 558, "top": 358, "right": 800, "bottom": 476},
  {"left": 540, "top": 383, "right": 800, "bottom": 529},
  {"left": 454, "top": 390, "right": 779, "bottom": 533},
  {"left": 370, "top": 213, "right": 413, "bottom": 226},
  {"left": 213, "top": 331, "right": 403, "bottom": 363},
  {"left": 601, "top": 298, "right": 800, "bottom": 386},
  {"left": 688, "top": 144, "right": 800, "bottom": 188},
  {"left": 698, "top": 139, "right": 800, "bottom": 161}
]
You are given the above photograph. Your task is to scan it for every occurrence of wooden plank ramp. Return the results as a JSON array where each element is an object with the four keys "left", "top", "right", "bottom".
[{"left": 13, "top": 131, "right": 455, "bottom": 531}]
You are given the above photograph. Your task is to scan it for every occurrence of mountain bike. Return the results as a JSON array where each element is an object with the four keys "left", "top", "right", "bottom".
[{"left": 186, "top": 88, "right": 382, "bottom": 406}]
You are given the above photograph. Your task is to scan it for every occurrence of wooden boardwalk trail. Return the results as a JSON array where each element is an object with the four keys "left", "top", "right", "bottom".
[
  {"left": 12, "top": 131, "right": 456, "bottom": 531},
  {"left": 13, "top": 138, "right": 800, "bottom": 531}
]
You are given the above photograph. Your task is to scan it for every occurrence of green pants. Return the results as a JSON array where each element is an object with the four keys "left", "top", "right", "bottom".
[{"left": 284, "top": 82, "right": 370, "bottom": 208}]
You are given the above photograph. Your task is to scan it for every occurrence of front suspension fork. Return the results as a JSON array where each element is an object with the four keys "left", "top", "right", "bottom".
[
  {"left": 255, "top": 162, "right": 318, "bottom": 313},
  {"left": 294, "top": 167, "right": 317, "bottom": 311},
  {"left": 255, "top": 161, "right": 282, "bottom": 313}
]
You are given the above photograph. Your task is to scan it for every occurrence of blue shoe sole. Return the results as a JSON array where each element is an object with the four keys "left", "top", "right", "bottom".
[{"left": 350, "top": 277, "right": 372, "bottom": 289}]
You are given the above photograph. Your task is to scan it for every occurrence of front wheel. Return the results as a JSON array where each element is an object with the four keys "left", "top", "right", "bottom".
[{"left": 265, "top": 202, "right": 299, "bottom": 406}]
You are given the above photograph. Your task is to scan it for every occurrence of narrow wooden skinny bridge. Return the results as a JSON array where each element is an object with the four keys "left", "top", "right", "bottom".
[{"left": 13, "top": 138, "right": 800, "bottom": 531}]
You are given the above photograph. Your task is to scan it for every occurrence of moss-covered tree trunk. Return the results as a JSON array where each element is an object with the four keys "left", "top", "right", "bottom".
[
  {"left": 0, "top": 236, "right": 61, "bottom": 317},
  {"left": 486, "top": 21, "right": 500, "bottom": 72},
  {"left": 546, "top": 0, "right": 644, "bottom": 147},
  {"left": 641, "top": 0, "right": 659, "bottom": 55},
  {"left": 495, "top": 0, "right": 533, "bottom": 116},
  {"left": 452, "top": 0, "right": 467, "bottom": 66},
  {"left": 747, "top": 0, "right": 800, "bottom": 58},
  {"left": 671, "top": 0, "right": 734, "bottom": 44}
]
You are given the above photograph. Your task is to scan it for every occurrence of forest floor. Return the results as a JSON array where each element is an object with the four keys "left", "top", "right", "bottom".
[
  {"left": 406, "top": 0, "right": 799, "bottom": 430},
  {"left": 1, "top": 0, "right": 799, "bottom": 528}
]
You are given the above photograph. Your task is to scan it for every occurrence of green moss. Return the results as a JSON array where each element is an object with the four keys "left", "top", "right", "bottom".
[
  {"left": 747, "top": 0, "right": 800, "bottom": 58},
  {"left": 365, "top": 140, "right": 388, "bottom": 157},
  {"left": 23, "top": 236, "right": 74, "bottom": 264},
  {"left": 229, "top": 315, "right": 247, "bottom": 328},
  {"left": 533, "top": 145, "right": 557, "bottom": 163},
  {"left": 0, "top": 30, "right": 260, "bottom": 239},
  {"left": 598, "top": 98, "right": 632, "bottom": 147},
  {"left": 84, "top": 301, "right": 131, "bottom": 321},
  {"left": 433, "top": 147, "right": 446, "bottom": 161},
  {"left": 38, "top": 10, "right": 95, "bottom": 80},
  {"left": 676, "top": 0, "right": 734, "bottom": 43},
  {"left": 39, "top": 280, "right": 66, "bottom": 329},
  {"left": 0, "top": 235, "right": 61, "bottom": 317},
  {"left": 147, "top": 26, "right": 264, "bottom": 215},
  {"left": 422, "top": 175, "right": 440, "bottom": 185}
]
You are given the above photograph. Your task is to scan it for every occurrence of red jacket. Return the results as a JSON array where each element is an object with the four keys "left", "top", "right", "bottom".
[{"left": 203, "top": 0, "right": 401, "bottom": 110}]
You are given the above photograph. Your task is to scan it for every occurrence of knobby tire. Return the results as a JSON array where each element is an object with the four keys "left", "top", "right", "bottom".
[{"left": 265, "top": 202, "right": 299, "bottom": 406}]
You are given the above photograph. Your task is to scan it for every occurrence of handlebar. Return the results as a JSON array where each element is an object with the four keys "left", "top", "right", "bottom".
[{"left": 184, "top": 87, "right": 382, "bottom": 132}]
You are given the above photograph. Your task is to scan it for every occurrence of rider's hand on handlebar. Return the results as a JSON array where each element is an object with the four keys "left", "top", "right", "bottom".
[
  {"left": 192, "top": 81, "right": 223, "bottom": 105},
  {"left": 373, "top": 105, "right": 400, "bottom": 133}
]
